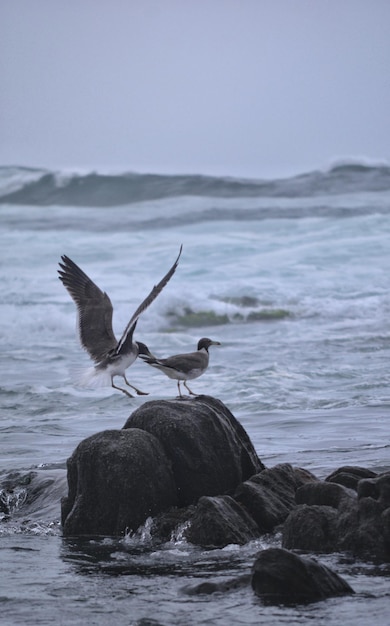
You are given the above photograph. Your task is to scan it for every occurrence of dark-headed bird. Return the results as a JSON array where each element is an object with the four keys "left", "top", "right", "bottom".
[
  {"left": 136, "top": 337, "right": 220, "bottom": 397},
  {"left": 58, "top": 246, "right": 182, "bottom": 397}
]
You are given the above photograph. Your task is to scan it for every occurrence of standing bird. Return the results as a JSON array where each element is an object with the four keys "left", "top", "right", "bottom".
[
  {"left": 58, "top": 246, "right": 182, "bottom": 398},
  {"left": 137, "top": 337, "right": 220, "bottom": 397}
]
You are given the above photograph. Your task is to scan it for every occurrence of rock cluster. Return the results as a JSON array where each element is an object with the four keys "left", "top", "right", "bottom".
[
  {"left": 59, "top": 395, "right": 389, "bottom": 603},
  {"left": 61, "top": 396, "right": 389, "bottom": 566},
  {"left": 283, "top": 467, "right": 390, "bottom": 562}
]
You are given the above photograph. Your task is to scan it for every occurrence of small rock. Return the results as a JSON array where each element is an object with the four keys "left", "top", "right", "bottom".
[
  {"left": 185, "top": 495, "right": 260, "bottom": 547},
  {"left": 251, "top": 547, "right": 354, "bottom": 604}
]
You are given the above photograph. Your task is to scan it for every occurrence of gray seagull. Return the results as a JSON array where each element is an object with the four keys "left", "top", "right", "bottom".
[
  {"left": 137, "top": 337, "right": 220, "bottom": 397},
  {"left": 58, "top": 246, "right": 182, "bottom": 397}
]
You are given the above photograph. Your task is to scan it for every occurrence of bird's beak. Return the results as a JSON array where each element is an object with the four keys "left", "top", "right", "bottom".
[
  {"left": 211, "top": 340, "right": 221, "bottom": 346},
  {"left": 136, "top": 341, "right": 155, "bottom": 358}
]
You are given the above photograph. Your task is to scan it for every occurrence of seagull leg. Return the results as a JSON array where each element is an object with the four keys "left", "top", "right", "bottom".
[
  {"left": 123, "top": 374, "right": 148, "bottom": 396},
  {"left": 111, "top": 379, "right": 134, "bottom": 398},
  {"left": 177, "top": 380, "right": 183, "bottom": 398},
  {"left": 184, "top": 381, "right": 196, "bottom": 396}
]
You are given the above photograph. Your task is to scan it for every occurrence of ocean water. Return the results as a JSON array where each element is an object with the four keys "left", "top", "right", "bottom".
[{"left": 0, "top": 162, "right": 389, "bottom": 625}]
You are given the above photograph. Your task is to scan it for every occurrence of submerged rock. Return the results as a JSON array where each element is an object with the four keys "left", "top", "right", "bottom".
[
  {"left": 182, "top": 574, "right": 252, "bottom": 596},
  {"left": 251, "top": 547, "right": 354, "bottom": 604},
  {"left": 0, "top": 468, "right": 67, "bottom": 524},
  {"left": 183, "top": 547, "right": 354, "bottom": 604}
]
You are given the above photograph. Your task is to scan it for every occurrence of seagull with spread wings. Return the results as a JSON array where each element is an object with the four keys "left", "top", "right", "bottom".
[{"left": 58, "top": 246, "right": 182, "bottom": 397}]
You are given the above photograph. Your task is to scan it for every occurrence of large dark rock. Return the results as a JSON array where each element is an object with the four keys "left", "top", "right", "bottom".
[
  {"left": 234, "top": 463, "right": 317, "bottom": 533},
  {"left": 251, "top": 548, "right": 354, "bottom": 604},
  {"left": 185, "top": 495, "right": 260, "bottom": 547},
  {"left": 123, "top": 395, "right": 264, "bottom": 506},
  {"left": 62, "top": 429, "right": 178, "bottom": 536},
  {"left": 62, "top": 396, "right": 263, "bottom": 537}
]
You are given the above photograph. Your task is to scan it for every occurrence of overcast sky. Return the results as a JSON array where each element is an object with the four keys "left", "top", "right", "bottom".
[{"left": 1, "top": 0, "right": 389, "bottom": 179}]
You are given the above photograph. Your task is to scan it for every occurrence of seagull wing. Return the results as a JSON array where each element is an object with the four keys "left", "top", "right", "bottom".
[
  {"left": 157, "top": 351, "right": 207, "bottom": 374},
  {"left": 58, "top": 255, "right": 117, "bottom": 363},
  {"left": 115, "top": 245, "right": 182, "bottom": 355},
  {"left": 156, "top": 352, "right": 203, "bottom": 374}
]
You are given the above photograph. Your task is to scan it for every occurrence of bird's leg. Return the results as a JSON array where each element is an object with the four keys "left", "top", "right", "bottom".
[
  {"left": 177, "top": 380, "right": 183, "bottom": 398},
  {"left": 123, "top": 374, "right": 148, "bottom": 396},
  {"left": 184, "top": 380, "right": 196, "bottom": 396},
  {"left": 111, "top": 378, "right": 134, "bottom": 398}
]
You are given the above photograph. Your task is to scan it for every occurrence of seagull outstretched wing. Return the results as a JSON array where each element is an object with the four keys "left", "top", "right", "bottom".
[
  {"left": 58, "top": 255, "right": 117, "bottom": 363},
  {"left": 115, "top": 245, "right": 182, "bottom": 355}
]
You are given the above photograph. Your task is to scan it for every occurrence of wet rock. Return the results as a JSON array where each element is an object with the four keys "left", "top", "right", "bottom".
[
  {"left": 295, "top": 480, "right": 357, "bottom": 509},
  {"left": 283, "top": 480, "right": 355, "bottom": 553},
  {"left": 151, "top": 505, "right": 195, "bottom": 542},
  {"left": 283, "top": 504, "right": 339, "bottom": 552},
  {"left": 123, "top": 395, "right": 264, "bottom": 506},
  {"left": 282, "top": 472, "right": 390, "bottom": 562},
  {"left": 185, "top": 495, "right": 260, "bottom": 547},
  {"left": 182, "top": 574, "right": 251, "bottom": 595},
  {"left": 60, "top": 394, "right": 387, "bottom": 562},
  {"left": 62, "top": 429, "right": 178, "bottom": 536},
  {"left": 338, "top": 471, "right": 390, "bottom": 562},
  {"left": 357, "top": 472, "right": 390, "bottom": 508},
  {"left": 0, "top": 472, "right": 35, "bottom": 517},
  {"left": 234, "top": 463, "right": 317, "bottom": 533},
  {"left": 251, "top": 547, "right": 354, "bottom": 604},
  {"left": 62, "top": 396, "right": 263, "bottom": 537},
  {"left": 0, "top": 469, "right": 67, "bottom": 523},
  {"left": 326, "top": 466, "right": 377, "bottom": 491},
  {"left": 293, "top": 466, "right": 320, "bottom": 486}
]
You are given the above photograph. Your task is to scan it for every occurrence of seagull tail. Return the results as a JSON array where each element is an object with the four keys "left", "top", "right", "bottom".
[{"left": 70, "top": 365, "right": 112, "bottom": 389}]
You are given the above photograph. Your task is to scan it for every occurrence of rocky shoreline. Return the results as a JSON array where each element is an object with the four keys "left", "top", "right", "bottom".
[{"left": 2, "top": 395, "right": 389, "bottom": 604}]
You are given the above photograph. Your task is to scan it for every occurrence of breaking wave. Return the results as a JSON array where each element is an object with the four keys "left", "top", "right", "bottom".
[{"left": 0, "top": 160, "right": 389, "bottom": 207}]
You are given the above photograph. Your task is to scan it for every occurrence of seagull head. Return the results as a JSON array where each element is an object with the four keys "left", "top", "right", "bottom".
[{"left": 197, "top": 338, "right": 221, "bottom": 351}]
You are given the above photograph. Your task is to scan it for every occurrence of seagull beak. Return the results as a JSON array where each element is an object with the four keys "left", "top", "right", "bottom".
[{"left": 211, "top": 340, "right": 221, "bottom": 346}]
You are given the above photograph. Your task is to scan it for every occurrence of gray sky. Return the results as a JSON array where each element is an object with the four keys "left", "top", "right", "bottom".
[{"left": 1, "top": 0, "right": 389, "bottom": 178}]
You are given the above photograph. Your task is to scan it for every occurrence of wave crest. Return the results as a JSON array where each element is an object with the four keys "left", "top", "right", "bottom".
[{"left": 0, "top": 159, "right": 389, "bottom": 207}]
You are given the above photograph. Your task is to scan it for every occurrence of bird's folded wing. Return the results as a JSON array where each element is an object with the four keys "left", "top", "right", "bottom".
[{"left": 157, "top": 352, "right": 204, "bottom": 373}]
